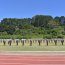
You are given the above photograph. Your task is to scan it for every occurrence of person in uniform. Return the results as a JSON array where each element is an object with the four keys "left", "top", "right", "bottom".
[
  {"left": 30, "top": 40, "right": 32, "bottom": 46},
  {"left": 54, "top": 39, "right": 57, "bottom": 46},
  {"left": 61, "top": 39, "right": 64, "bottom": 46},
  {"left": 38, "top": 40, "right": 41, "bottom": 46},
  {"left": 16, "top": 40, "right": 19, "bottom": 46},
  {"left": 46, "top": 40, "right": 49, "bottom": 46},
  {"left": 9, "top": 40, "right": 12, "bottom": 46},
  {"left": 22, "top": 40, "right": 24, "bottom": 46},
  {"left": 3, "top": 40, "right": 6, "bottom": 46}
]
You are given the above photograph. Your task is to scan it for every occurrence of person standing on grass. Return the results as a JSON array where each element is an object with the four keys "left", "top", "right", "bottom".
[
  {"left": 38, "top": 40, "right": 41, "bottom": 46},
  {"left": 3, "top": 40, "right": 6, "bottom": 46},
  {"left": 8, "top": 40, "right": 9, "bottom": 45},
  {"left": 54, "top": 39, "right": 57, "bottom": 46},
  {"left": 9, "top": 40, "right": 12, "bottom": 46},
  {"left": 16, "top": 40, "right": 18, "bottom": 46},
  {"left": 8, "top": 40, "right": 12, "bottom": 46},
  {"left": 22, "top": 40, "right": 24, "bottom": 46},
  {"left": 30, "top": 40, "right": 32, "bottom": 46},
  {"left": 46, "top": 40, "right": 49, "bottom": 46},
  {"left": 61, "top": 39, "right": 64, "bottom": 46}
]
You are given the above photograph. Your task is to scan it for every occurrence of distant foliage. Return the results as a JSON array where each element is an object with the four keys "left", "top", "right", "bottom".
[{"left": 0, "top": 15, "right": 65, "bottom": 39}]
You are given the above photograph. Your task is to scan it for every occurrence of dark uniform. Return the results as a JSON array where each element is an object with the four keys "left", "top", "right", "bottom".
[
  {"left": 61, "top": 39, "right": 64, "bottom": 46},
  {"left": 30, "top": 40, "right": 32, "bottom": 46},
  {"left": 22, "top": 40, "right": 24, "bottom": 46},
  {"left": 16, "top": 40, "right": 18, "bottom": 46},
  {"left": 46, "top": 40, "right": 48, "bottom": 46},
  {"left": 38, "top": 40, "right": 41, "bottom": 46},
  {"left": 54, "top": 40, "right": 57, "bottom": 46},
  {"left": 8, "top": 40, "right": 12, "bottom": 46},
  {"left": 10, "top": 40, "right": 12, "bottom": 46}
]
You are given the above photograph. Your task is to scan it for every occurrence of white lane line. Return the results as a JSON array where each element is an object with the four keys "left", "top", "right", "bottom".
[{"left": 0, "top": 51, "right": 65, "bottom": 54}]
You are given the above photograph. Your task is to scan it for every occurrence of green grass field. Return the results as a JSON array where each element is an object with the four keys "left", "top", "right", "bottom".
[
  {"left": 0, "top": 40, "right": 65, "bottom": 51},
  {"left": 0, "top": 45, "right": 65, "bottom": 51}
]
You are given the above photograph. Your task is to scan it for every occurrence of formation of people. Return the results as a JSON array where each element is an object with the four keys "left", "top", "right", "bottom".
[{"left": 2, "top": 39, "right": 65, "bottom": 46}]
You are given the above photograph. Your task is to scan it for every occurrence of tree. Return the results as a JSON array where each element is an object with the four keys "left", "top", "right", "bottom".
[
  {"left": 54, "top": 16, "right": 60, "bottom": 25},
  {"left": 6, "top": 25, "right": 15, "bottom": 35},
  {"left": 32, "top": 15, "right": 53, "bottom": 27}
]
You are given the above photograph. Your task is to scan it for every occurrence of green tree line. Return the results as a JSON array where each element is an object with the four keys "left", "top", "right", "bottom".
[{"left": 0, "top": 15, "right": 65, "bottom": 39}]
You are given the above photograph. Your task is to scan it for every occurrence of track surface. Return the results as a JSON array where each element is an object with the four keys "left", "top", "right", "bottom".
[{"left": 0, "top": 54, "right": 65, "bottom": 65}]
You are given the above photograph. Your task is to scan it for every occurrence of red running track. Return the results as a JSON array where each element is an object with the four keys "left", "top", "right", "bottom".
[{"left": 0, "top": 54, "right": 65, "bottom": 65}]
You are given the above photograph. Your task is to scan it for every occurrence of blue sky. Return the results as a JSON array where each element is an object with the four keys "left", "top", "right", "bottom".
[{"left": 0, "top": 0, "right": 65, "bottom": 20}]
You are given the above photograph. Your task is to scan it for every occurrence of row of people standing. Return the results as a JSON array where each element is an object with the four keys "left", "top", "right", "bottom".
[{"left": 2, "top": 39, "right": 65, "bottom": 46}]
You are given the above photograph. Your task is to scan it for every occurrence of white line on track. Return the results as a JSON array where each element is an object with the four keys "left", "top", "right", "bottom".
[{"left": 1, "top": 51, "right": 65, "bottom": 53}]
